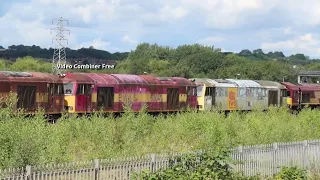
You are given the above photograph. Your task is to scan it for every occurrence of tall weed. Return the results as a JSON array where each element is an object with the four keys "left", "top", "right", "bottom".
[{"left": 0, "top": 103, "right": 320, "bottom": 169}]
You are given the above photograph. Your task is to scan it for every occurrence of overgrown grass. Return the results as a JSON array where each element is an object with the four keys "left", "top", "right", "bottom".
[{"left": 0, "top": 103, "right": 320, "bottom": 169}]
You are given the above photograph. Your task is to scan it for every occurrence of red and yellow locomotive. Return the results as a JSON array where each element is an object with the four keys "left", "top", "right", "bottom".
[
  {"left": 0, "top": 71, "right": 64, "bottom": 119},
  {"left": 61, "top": 73, "right": 198, "bottom": 115},
  {"left": 281, "top": 82, "right": 320, "bottom": 112}
]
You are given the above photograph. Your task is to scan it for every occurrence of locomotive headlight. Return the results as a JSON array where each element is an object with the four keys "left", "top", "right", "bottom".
[{"left": 65, "top": 106, "right": 73, "bottom": 110}]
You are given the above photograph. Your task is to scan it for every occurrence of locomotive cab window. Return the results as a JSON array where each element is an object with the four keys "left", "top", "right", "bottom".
[
  {"left": 197, "top": 86, "right": 203, "bottom": 96},
  {"left": 282, "top": 90, "right": 291, "bottom": 97},
  {"left": 192, "top": 87, "right": 197, "bottom": 96},
  {"left": 76, "top": 84, "right": 92, "bottom": 95},
  {"left": 205, "top": 87, "right": 215, "bottom": 97},
  {"left": 54, "top": 84, "right": 64, "bottom": 95},
  {"left": 63, "top": 83, "right": 74, "bottom": 95},
  {"left": 187, "top": 87, "right": 197, "bottom": 96}
]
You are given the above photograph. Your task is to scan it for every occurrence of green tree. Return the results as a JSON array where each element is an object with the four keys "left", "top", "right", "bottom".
[
  {"left": 10, "top": 56, "right": 51, "bottom": 72},
  {"left": 0, "top": 60, "right": 6, "bottom": 70}
]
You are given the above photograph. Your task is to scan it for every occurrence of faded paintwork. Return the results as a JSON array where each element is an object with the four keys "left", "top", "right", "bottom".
[
  {"left": 0, "top": 71, "right": 64, "bottom": 115},
  {"left": 255, "top": 80, "right": 287, "bottom": 107},
  {"left": 190, "top": 78, "right": 215, "bottom": 111},
  {"left": 61, "top": 72, "right": 94, "bottom": 113},
  {"left": 281, "top": 82, "right": 320, "bottom": 108},
  {"left": 226, "top": 79, "right": 268, "bottom": 111},
  {"left": 61, "top": 73, "right": 197, "bottom": 114},
  {"left": 211, "top": 80, "right": 238, "bottom": 111}
]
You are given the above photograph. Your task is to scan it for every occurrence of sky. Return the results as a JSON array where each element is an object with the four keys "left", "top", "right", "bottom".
[{"left": 1, "top": 0, "right": 320, "bottom": 58}]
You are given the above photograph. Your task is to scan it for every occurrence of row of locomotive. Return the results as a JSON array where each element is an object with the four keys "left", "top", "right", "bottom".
[
  {"left": 192, "top": 78, "right": 320, "bottom": 113},
  {"left": 0, "top": 71, "right": 197, "bottom": 118},
  {"left": 1, "top": 70, "right": 320, "bottom": 118}
]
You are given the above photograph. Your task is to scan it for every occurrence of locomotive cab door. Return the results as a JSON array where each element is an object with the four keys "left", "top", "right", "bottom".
[
  {"left": 268, "top": 90, "right": 278, "bottom": 106},
  {"left": 47, "top": 83, "right": 54, "bottom": 112},
  {"left": 204, "top": 86, "right": 215, "bottom": 110},
  {"left": 186, "top": 86, "right": 196, "bottom": 109},
  {"left": 86, "top": 85, "right": 92, "bottom": 113},
  {"left": 76, "top": 84, "right": 92, "bottom": 114}
]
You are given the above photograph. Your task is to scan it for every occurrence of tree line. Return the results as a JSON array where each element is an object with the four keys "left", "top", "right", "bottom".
[
  {"left": 0, "top": 45, "right": 129, "bottom": 61},
  {"left": 1, "top": 43, "right": 320, "bottom": 82}
]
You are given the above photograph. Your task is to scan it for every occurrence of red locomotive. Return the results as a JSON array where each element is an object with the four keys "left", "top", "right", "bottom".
[
  {"left": 281, "top": 82, "right": 320, "bottom": 113},
  {"left": 3, "top": 69, "right": 320, "bottom": 119},
  {"left": 0, "top": 71, "right": 64, "bottom": 119},
  {"left": 61, "top": 73, "right": 198, "bottom": 115}
]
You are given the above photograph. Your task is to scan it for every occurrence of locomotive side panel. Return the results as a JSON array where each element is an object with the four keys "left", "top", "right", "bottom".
[
  {"left": 215, "top": 87, "right": 229, "bottom": 111},
  {"left": 111, "top": 74, "right": 149, "bottom": 112},
  {"left": 226, "top": 79, "right": 268, "bottom": 111},
  {"left": 139, "top": 75, "right": 167, "bottom": 112},
  {"left": 148, "top": 84, "right": 166, "bottom": 112},
  {"left": 255, "top": 80, "right": 287, "bottom": 107}
]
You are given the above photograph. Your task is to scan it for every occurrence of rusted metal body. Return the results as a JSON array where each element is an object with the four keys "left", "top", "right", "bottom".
[
  {"left": 0, "top": 71, "right": 64, "bottom": 115},
  {"left": 281, "top": 82, "right": 320, "bottom": 110},
  {"left": 61, "top": 73, "right": 198, "bottom": 114}
]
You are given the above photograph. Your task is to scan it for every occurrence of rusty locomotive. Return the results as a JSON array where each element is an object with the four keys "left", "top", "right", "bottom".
[
  {"left": 0, "top": 71, "right": 198, "bottom": 118},
  {"left": 1, "top": 71, "right": 320, "bottom": 119}
]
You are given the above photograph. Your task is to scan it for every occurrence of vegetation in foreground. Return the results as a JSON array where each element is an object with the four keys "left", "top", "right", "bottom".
[
  {"left": 133, "top": 151, "right": 313, "bottom": 180},
  {"left": 0, "top": 103, "right": 320, "bottom": 169}
]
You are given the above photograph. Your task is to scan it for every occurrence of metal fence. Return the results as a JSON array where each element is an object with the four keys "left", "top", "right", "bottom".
[{"left": 1, "top": 139, "right": 320, "bottom": 180}]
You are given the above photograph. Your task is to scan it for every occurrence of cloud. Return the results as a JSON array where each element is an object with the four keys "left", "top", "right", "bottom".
[
  {"left": 74, "top": 38, "right": 111, "bottom": 50},
  {"left": 197, "top": 36, "right": 226, "bottom": 46},
  {"left": 1, "top": 0, "right": 320, "bottom": 57},
  {"left": 121, "top": 35, "right": 138, "bottom": 44},
  {"left": 261, "top": 33, "right": 320, "bottom": 57}
]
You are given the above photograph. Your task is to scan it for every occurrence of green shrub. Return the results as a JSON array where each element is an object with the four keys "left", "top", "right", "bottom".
[
  {"left": 275, "top": 166, "right": 307, "bottom": 180},
  {"left": 132, "top": 150, "right": 236, "bottom": 179},
  {"left": 0, "top": 100, "right": 320, "bottom": 169}
]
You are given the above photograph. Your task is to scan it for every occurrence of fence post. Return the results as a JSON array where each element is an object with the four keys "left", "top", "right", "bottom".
[
  {"left": 94, "top": 159, "right": 100, "bottom": 180},
  {"left": 303, "top": 140, "right": 308, "bottom": 171},
  {"left": 238, "top": 146, "right": 243, "bottom": 153},
  {"left": 273, "top": 143, "right": 278, "bottom": 175},
  {"left": 238, "top": 146, "right": 243, "bottom": 174},
  {"left": 26, "top": 165, "right": 32, "bottom": 180},
  {"left": 150, "top": 154, "right": 156, "bottom": 173}
]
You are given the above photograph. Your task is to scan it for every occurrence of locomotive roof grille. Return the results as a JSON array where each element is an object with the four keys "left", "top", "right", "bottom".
[
  {"left": 214, "top": 79, "right": 229, "bottom": 83},
  {"left": 157, "top": 77, "right": 173, "bottom": 81},
  {"left": 0, "top": 71, "right": 33, "bottom": 77}
]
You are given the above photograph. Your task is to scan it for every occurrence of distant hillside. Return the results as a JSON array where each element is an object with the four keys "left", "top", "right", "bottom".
[
  {"left": 1, "top": 44, "right": 319, "bottom": 66},
  {"left": 0, "top": 45, "right": 129, "bottom": 63},
  {"left": 235, "top": 48, "right": 320, "bottom": 65}
]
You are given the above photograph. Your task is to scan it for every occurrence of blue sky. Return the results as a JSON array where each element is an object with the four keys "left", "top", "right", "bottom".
[{"left": 1, "top": 0, "right": 320, "bottom": 58}]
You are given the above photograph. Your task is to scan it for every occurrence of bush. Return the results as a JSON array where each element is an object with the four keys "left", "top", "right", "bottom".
[
  {"left": 132, "top": 150, "right": 239, "bottom": 179},
  {"left": 275, "top": 166, "right": 307, "bottom": 180},
  {"left": 0, "top": 102, "right": 320, "bottom": 169}
]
